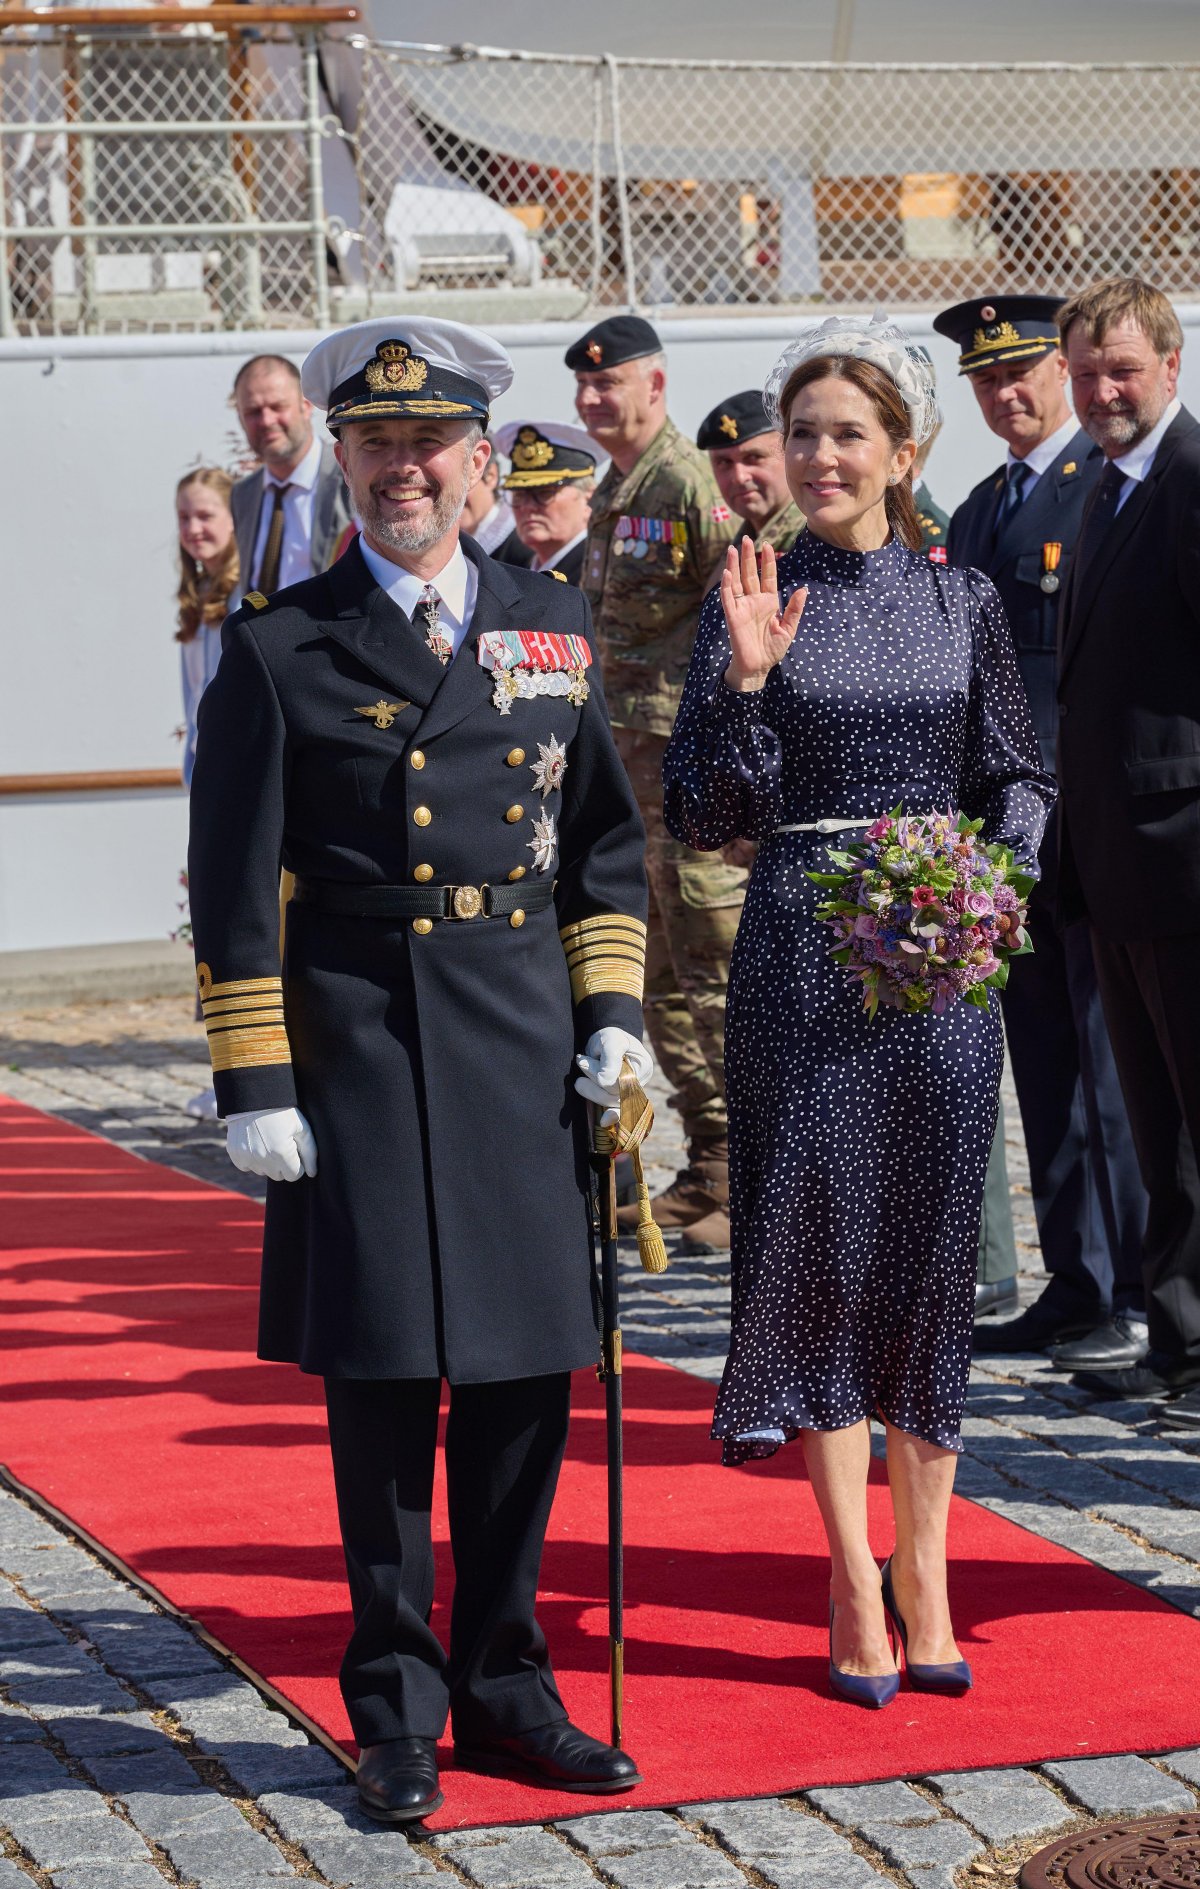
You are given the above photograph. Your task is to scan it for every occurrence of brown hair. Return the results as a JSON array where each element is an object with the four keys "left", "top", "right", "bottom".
[
  {"left": 1057, "top": 276, "right": 1183, "bottom": 359},
  {"left": 232, "top": 353, "right": 302, "bottom": 399},
  {"left": 778, "top": 356, "right": 923, "bottom": 552},
  {"left": 175, "top": 467, "right": 238, "bottom": 644}
]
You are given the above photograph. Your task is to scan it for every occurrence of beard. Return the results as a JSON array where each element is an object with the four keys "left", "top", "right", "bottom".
[
  {"left": 1084, "top": 399, "right": 1150, "bottom": 451},
  {"left": 355, "top": 457, "right": 472, "bottom": 554}
]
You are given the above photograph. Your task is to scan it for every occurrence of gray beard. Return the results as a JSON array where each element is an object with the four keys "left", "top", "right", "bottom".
[
  {"left": 358, "top": 463, "right": 470, "bottom": 554},
  {"left": 1085, "top": 403, "right": 1149, "bottom": 450}
]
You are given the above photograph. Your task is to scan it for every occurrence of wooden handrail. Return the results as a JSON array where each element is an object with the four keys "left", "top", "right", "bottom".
[
  {"left": 0, "top": 7, "right": 358, "bottom": 27},
  {"left": 0, "top": 768, "right": 184, "bottom": 796}
]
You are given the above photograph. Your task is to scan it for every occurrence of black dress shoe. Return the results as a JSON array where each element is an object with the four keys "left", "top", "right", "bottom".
[
  {"left": 1070, "top": 1352, "right": 1200, "bottom": 1401},
  {"left": 972, "top": 1298, "right": 1098, "bottom": 1355},
  {"left": 975, "top": 1277, "right": 1019, "bottom": 1317},
  {"left": 1049, "top": 1315, "right": 1149, "bottom": 1374},
  {"left": 1159, "top": 1387, "right": 1200, "bottom": 1431},
  {"left": 454, "top": 1718, "right": 641, "bottom": 1793},
  {"left": 356, "top": 1737, "right": 443, "bottom": 1823}
]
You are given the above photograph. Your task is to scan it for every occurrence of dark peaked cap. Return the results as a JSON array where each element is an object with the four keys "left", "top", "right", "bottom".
[
  {"left": 565, "top": 315, "right": 663, "bottom": 372},
  {"left": 697, "top": 390, "right": 775, "bottom": 450},
  {"left": 932, "top": 295, "right": 1065, "bottom": 376}
]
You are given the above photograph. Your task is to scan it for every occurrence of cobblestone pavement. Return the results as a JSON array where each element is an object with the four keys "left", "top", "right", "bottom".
[{"left": 3, "top": 996, "right": 1200, "bottom": 1889}]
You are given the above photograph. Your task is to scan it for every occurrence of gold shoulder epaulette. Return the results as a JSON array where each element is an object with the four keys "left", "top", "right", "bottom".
[
  {"left": 244, "top": 591, "right": 269, "bottom": 611},
  {"left": 550, "top": 569, "right": 568, "bottom": 582}
]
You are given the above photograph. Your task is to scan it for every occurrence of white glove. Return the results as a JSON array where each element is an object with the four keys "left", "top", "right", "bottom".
[
  {"left": 574, "top": 1029, "right": 654, "bottom": 1127},
  {"left": 225, "top": 1107, "right": 318, "bottom": 1183}
]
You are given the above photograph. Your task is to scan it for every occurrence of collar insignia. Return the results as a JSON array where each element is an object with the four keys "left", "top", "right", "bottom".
[{"left": 1062, "top": 460, "right": 1077, "bottom": 474}]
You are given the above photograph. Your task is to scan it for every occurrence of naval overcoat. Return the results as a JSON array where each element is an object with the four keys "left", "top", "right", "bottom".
[{"left": 187, "top": 535, "right": 648, "bottom": 1384}]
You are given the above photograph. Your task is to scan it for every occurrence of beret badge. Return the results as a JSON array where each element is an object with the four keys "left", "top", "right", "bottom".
[
  {"left": 586, "top": 341, "right": 603, "bottom": 364},
  {"left": 365, "top": 340, "right": 429, "bottom": 395},
  {"left": 718, "top": 413, "right": 739, "bottom": 440}
]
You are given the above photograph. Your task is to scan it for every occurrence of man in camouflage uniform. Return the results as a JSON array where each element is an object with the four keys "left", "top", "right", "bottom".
[
  {"left": 570, "top": 315, "right": 740, "bottom": 1251},
  {"left": 696, "top": 388, "right": 804, "bottom": 555}
]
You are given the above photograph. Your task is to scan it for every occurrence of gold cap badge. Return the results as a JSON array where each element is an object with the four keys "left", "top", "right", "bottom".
[
  {"left": 586, "top": 341, "right": 603, "bottom": 364},
  {"left": 365, "top": 340, "right": 429, "bottom": 395},
  {"left": 512, "top": 427, "right": 555, "bottom": 471},
  {"left": 719, "top": 414, "right": 739, "bottom": 440}
]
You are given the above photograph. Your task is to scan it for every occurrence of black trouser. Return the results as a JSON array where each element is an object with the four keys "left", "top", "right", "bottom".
[
  {"left": 1004, "top": 832, "right": 1146, "bottom": 1319},
  {"left": 1089, "top": 929, "right": 1200, "bottom": 1363},
  {"left": 324, "top": 1372, "right": 572, "bottom": 1747}
]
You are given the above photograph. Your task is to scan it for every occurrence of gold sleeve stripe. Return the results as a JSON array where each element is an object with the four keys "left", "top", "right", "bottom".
[
  {"left": 195, "top": 965, "right": 283, "bottom": 1002},
  {"left": 205, "top": 1011, "right": 287, "bottom": 1035},
  {"left": 559, "top": 913, "right": 647, "bottom": 950},
  {"left": 559, "top": 911, "right": 646, "bottom": 1005},
  {"left": 208, "top": 1026, "right": 293, "bottom": 1073},
  {"left": 202, "top": 993, "right": 286, "bottom": 1018}
]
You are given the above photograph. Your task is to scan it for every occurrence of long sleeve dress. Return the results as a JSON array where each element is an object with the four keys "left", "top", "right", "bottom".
[{"left": 662, "top": 534, "right": 1056, "bottom": 1463}]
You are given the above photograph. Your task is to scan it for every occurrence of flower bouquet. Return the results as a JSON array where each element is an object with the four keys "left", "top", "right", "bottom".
[{"left": 808, "top": 809, "right": 1033, "bottom": 1019}]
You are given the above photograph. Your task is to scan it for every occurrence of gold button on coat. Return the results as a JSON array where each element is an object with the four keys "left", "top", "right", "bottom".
[
  {"left": 413, "top": 864, "right": 434, "bottom": 883},
  {"left": 412, "top": 918, "right": 433, "bottom": 935},
  {"left": 509, "top": 910, "right": 525, "bottom": 928},
  {"left": 505, "top": 804, "right": 524, "bottom": 823},
  {"left": 506, "top": 748, "right": 525, "bottom": 767},
  {"left": 413, "top": 806, "right": 432, "bottom": 827},
  {"left": 410, "top": 749, "right": 426, "bottom": 770},
  {"left": 507, "top": 866, "right": 526, "bottom": 882}
]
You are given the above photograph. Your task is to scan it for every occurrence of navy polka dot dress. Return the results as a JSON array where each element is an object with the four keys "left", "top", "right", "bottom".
[{"left": 662, "top": 534, "right": 1056, "bottom": 1464}]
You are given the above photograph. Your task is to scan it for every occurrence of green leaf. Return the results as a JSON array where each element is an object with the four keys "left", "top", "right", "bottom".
[{"left": 962, "top": 984, "right": 990, "bottom": 1008}]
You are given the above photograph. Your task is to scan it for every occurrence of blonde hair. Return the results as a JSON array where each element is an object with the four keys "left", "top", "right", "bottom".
[
  {"left": 175, "top": 467, "right": 238, "bottom": 644},
  {"left": 1058, "top": 277, "right": 1184, "bottom": 359}
]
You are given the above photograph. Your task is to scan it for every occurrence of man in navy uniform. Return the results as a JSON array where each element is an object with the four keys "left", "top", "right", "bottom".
[
  {"left": 187, "top": 318, "right": 650, "bottom": 1822},
  {"left": 935, "top": 294, "right": 1146, "bottom": 1364},
  {"left": 492, "top": 420, "right": 600, "bottom": 585}
]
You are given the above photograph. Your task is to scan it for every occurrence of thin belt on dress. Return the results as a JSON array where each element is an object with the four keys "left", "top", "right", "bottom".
[{"left": 774, "top": 819, "right": 874, "bottom": 836}]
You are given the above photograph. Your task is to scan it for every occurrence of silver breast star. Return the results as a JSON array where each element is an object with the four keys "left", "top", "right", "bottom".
[
  {"left": 527, "top": 811, "right": 558, "bottom": 873},
  {"left": 530, "top": 734, "right": 567, "bottom": 799}
]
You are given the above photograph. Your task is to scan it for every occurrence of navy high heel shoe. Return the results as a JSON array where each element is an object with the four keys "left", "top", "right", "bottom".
[
  {"left": 828, "top": 1597, "right": 900, "bottom": 1708},
  {"left": 880, "top": 1558, "right": 972, "bottom": 1694}
]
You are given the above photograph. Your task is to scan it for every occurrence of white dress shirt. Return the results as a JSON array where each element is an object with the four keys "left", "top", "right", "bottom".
[
  {"left": 250, "top": 433, "right": 323, "bottom": 590},
  {"left": 532, "top": 528, "right": 587, "bottom": 574},
  {"left": 1110, "top": 396, "right": 1181, "bottom": 511},
  {"left": 180, "top": 622, "right": 223, "bottom": 789},
  {"left": 1006, "top": 413, "right": 1079, "bottom": 499},
  {"left": 359, "top": 534, "right": 478, "bottom": 659}
]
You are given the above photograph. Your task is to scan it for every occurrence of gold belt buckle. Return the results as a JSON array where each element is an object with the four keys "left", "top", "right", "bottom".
[{"left": 450, "top": 883, "right": 486, "bottom": 920}]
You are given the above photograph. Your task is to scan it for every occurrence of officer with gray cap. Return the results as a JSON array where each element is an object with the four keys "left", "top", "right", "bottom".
[{"left": 186, "top": 317, "right": 649, "bottom": 1821}]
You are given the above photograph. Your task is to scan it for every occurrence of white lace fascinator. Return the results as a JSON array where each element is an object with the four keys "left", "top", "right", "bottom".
[{"left": 763, "top": 314, "right": 941, "bottom": 446}]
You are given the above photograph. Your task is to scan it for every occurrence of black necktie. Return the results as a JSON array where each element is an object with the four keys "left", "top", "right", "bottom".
[
  {"left": 1075, "top": 461, "right": 1129, "bottom": 581},
  {"left": 257, "top": 482, "right": 292, "bottom": 595},
  {"left": 997, "top": 460, "right": 1029, "bottom": 532}
]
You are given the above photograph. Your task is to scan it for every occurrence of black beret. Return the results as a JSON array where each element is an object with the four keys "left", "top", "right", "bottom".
[
  {"left": 932, "top": 295, "right": 1064, "bottom": 375},
  {"left": 696, "top": 389, "right": 775, "bottom": 451},
  {"left": 564, "top": 315, "right": 663, "bottom": 373}
]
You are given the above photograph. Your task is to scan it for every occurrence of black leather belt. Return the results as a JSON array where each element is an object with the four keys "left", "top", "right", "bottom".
[{"left": 292, "top": 877, "right": 554, "bottom": 921}]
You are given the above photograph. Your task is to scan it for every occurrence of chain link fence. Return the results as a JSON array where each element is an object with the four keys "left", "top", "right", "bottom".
[{"left": 2, "top": 19, "right": 1198, "bottom": 337}]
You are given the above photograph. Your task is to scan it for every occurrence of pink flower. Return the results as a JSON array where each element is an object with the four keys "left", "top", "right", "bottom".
[
  {"left": 854, "top": 913, "right": 878, "bottom": 938},
  {"left": 866, "top": 817, "right": 891, "bottom": 842},
  {"left": 965, "top": 889, "right": 994, "bottom": 918},
  {"left": 912, "top": 886, "right": 937, "bottom": 907}
]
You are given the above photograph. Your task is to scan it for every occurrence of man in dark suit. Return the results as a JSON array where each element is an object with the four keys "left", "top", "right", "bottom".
[
  {"left": 935, "top": 295, "right": 1147, "bottom": 1364},
  {"left": 188, "top": 319, "right": 650, "bottom": 1820},
  {"left": 1054, "top": 277, "right": 1200, "bottom": 1408},
  {"left": 231, "top": 354, "right": 353, "bottom": 594},
  {"left": 492, "top": 420, "right": 600, "bottom": 585}
]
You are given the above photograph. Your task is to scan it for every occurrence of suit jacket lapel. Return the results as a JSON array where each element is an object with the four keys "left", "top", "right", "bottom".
[
  {"left": 320, "top": 540, "right": 442, "bottom": 711},
  {"left": 414, "top": 537, "right": 522, "bottom": 745}
]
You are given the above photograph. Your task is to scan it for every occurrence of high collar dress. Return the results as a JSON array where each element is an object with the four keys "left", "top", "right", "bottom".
[{"left": 662, "top": 533, "right": 1056, "bottom": 1462}]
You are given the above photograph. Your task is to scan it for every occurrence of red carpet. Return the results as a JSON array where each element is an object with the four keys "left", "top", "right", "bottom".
[{"left": 2, "top": 1091, "right": 1199, "bottom": 1828}]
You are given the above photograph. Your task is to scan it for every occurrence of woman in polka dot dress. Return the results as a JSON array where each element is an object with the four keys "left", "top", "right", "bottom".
[{"left": 663, "top": 319, "right": 1056, "bottom": 1705}]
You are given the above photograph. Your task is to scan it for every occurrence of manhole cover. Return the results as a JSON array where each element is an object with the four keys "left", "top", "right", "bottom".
[{"left": 1021, "top": 1813, "right": 1200, "bottom": 1887}]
